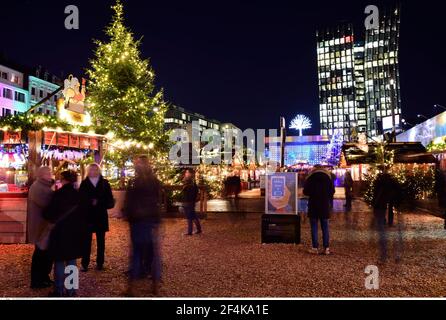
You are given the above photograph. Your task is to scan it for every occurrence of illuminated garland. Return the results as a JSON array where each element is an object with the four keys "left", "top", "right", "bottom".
[{"left": 0, "top": 113, "right": 105, "bottom": 135}]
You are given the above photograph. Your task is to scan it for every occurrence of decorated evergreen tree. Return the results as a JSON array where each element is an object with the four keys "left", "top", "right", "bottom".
[
  {"left": 86, "top": 0, "right": 169, "bottom": 151},
  {"left": 86, "top": 0, "right": 181, "bottom": 185}
]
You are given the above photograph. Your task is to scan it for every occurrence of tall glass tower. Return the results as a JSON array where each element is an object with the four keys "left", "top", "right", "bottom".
[
  {"left": 317, "top": 5, "right": 401, "bottom": 141},
  {"left": 364, "top": 6, "right": 401, "bottom": 137}
]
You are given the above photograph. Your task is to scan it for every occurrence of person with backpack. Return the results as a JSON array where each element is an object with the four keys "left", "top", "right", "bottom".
[{"left": 181, "top": 169, "right": 202, "bottom": 236}]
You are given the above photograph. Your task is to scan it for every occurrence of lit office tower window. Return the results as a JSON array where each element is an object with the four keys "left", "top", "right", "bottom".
[
  {"left": 317, "top": 24, "right": 356, "bottom": 141},
  {"left": 364, "top": 6, "right": 401, "bottom": 136}
]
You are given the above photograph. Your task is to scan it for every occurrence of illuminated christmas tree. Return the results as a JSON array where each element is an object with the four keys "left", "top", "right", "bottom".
[
  {"left": 86, "top": 0, "right": 169, "bottom": 151},
  {"left": 86, "top": 0, "right": 178, "bottom": 184}
]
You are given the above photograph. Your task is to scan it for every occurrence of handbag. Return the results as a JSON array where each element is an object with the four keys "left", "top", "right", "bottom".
[
  {"left": 36, "top": 205, "right": 78, "bottom": 251},
  {"left": 106, "top": 197, "right": 116, "bottom": 210}
]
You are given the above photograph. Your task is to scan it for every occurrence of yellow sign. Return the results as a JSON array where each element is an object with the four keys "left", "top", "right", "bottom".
[{"left": 57, "top": 75, "right": 92, "bottom": 126}]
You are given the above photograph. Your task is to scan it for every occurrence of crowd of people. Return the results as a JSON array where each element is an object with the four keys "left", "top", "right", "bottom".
[
  {"left": 27, "top": 158, "right": 445, "bottom": 296},
  {"left": 27, "top": 156, "right": 202, "bottom": 297}
]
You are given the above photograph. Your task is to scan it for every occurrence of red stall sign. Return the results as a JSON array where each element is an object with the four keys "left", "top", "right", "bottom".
[
  {"left": 44, "top": 131, "right": 56, "bottom": 145},
  {"left": 79, "top": 136, "right": 90, "bottom": 149},
  {"left": 3, "top": 131, "right": 22, "bottom": 144},
  {"left": 69, "top": 135, "right": 80, "bottom": 148},
  {"left": 57, "top": 133, "right": 69, "bottom": 147},
  {"left": 90, "top": 138, "right": 99, "bottom": 151}
]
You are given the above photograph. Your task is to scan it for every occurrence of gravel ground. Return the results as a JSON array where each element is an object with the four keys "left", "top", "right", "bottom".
[{"left": 1, "top": 200, "right": 446, "bottom": 298}]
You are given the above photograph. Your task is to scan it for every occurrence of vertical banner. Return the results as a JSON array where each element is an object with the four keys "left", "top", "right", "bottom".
[{"left": 265, "top": 172, "right": 298, "bottom": 215}]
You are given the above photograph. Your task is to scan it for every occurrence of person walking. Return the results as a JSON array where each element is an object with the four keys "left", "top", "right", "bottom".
[
  {"left": 123, "top": 156, "right": 162, "bottom": 296},
  {"left": 181, "top": 169, "right": 202, "bottom": 236},
  {"left": 344, "top": 170, "right": 354, "bottom": 211},
  {"left": 372, "top": 172, "right": 402, "bottom": 263},
  {"left": 27, "top": 166, "right": 54, "bottom": 289},
  {"left": 44, "top": 171, "right": 88, "bottom": 297},
  {"left": 303, "top": 165, "right": 335, "bottom": 255},
  {"left": 80, "top": 163, "right": 115, "bottom": 272}
]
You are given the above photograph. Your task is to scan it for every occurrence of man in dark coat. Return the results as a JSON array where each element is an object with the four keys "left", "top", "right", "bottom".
[
  {"left": 44, "top": 171, "right": 88, "bottom": 297},
  {"left": 123, "top": 155, "right": 162, "bottom": 296},
  {"left": 181, "top": 169, "right": 202, "bottom": 236},
  {"left": 303, "top": 165, "right": 335, "bottom": 255},
  {"left": 79, "top": 163, "right": 115, "bottom": 272}
]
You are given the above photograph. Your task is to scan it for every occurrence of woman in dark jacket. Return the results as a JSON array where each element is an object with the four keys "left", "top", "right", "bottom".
[
  {"left": 44, "top": 170, "right": 87, "bottom": 297},
  {"left": 303, "top": 166, "right": 335, "bottom": 255},
  {"left": 79, "top": 163, "right": 114, "bottom": 272}
]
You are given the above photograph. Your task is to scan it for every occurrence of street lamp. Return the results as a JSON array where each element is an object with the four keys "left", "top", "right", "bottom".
[
  {"left": 434, "top": 104, "right": 446, "bottom": 111},
  {"left": 401, "top": 119, "right": 414, "bottom": 126},
  {"left": 417, "top": 114, "right": 429, "bottom": 120}
]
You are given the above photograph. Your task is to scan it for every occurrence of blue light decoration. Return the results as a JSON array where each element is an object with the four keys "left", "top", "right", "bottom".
[
  {"left": 265, "top": 136, "right": 331, "bottom": 166},
  {"left": 324, "top": 130, "right": 344, "bottom": 166}
]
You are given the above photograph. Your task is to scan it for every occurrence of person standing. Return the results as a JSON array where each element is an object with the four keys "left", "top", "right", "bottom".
[
  {"left": 27, "top": 166, "right": 54, "bottom": 289},
  {"left": 344, "top": 170, "right": 354, "bottom": 211},
  {"left": 123, "top": 156, "right": 162, "bottom": 296},
  {"left": 303, "top": 165, "right": 335, "bottom": 255},
  {"left": 44, "top": 171, "right": 88, "bottom": 297},
  {"left": 181, "top": 169, "right": 202, "bottom": 236},
  {"left": 80, "top": 163, "right": 115, "bottom": 272}
]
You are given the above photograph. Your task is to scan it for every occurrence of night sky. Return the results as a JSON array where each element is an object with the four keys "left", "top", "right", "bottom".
[{"left": 2, "top": 0, "right": 445, "bottom": 133}]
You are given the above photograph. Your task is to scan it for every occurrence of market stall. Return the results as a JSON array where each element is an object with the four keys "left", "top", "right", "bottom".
[
  {"left": 340, "top": 142, "right": 437, "bottom": 197},
  {"left": 0, "top": 75, "right": 107, "bottom": 243}
]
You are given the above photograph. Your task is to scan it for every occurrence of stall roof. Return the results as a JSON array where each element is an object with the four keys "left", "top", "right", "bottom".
[{"left": 342, "top": 142, "right": 436, "bottom": 166}]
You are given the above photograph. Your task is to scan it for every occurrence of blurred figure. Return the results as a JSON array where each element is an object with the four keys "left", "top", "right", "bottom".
[
  {"left": 372, "top": 172, "right": 402, "bottom": 263},
  {"left": 44, "top": 171, "right": 88, "bottom": 297},
  {"left": 181, "top": 169, "right": 202, "bottom": 236},
  {"left": 80, "top": 163, "right": 115, "bottom": 272},
  {"left": 123, "top": 156, "right": 162, "bottom": 296},
  {"left": 344, "top": 170, "right": 354, "bottom": 211},
  {"left": 434, "top": 165, "right": 446, "bottom": 230},
  {"left": 329, "top": 169, "right": 336, "bottom": 210},
  {"left": 303, "top": 165, "right": 335, "bottom": 255},
  {"left": 28, "top": 166, "right": 54, "bottom": 289}
]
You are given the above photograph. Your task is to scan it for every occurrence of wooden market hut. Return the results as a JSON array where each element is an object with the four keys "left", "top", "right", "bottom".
[{"left": 340, "top": 142, "right": 437, "bottom": 196}]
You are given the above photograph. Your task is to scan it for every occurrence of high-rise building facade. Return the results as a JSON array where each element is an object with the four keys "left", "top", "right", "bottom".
[
  {"left": 317, "top": 24, "right": 356, "bottom": 141},
  {"left": 317, "top": 5, "right": 401, "bottom": 140},
  {"left": 364, "top": 7, "right": 401, "bottom": 137}
]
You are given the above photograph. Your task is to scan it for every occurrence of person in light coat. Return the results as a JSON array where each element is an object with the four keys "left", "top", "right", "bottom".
[{"left": 27, "top": 166, "right": 54, "bottom": 289}]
